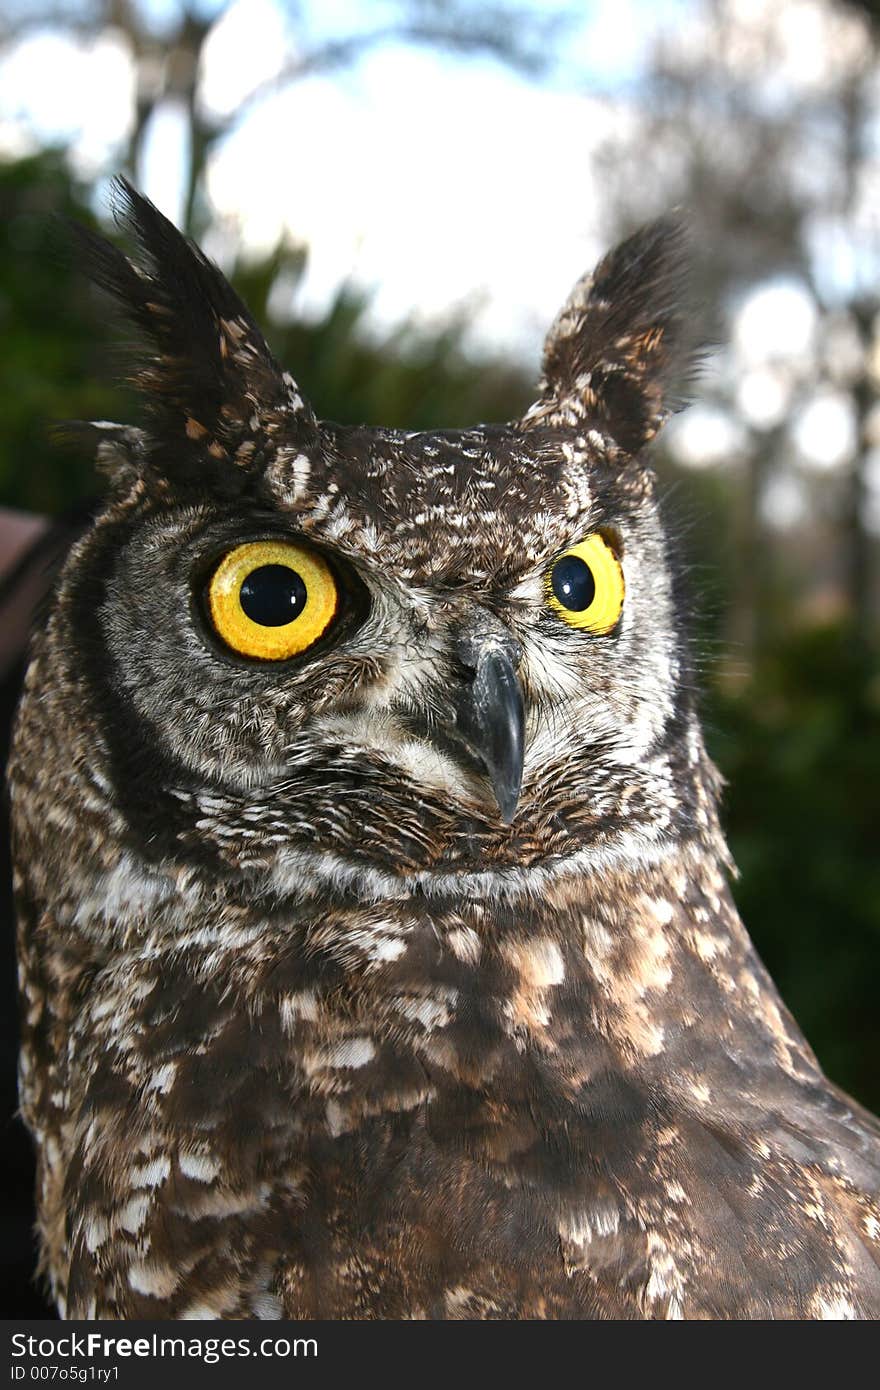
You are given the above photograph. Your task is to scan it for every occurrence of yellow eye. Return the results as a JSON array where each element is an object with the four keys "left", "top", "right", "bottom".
[
  {"left": 545, "top": 533, "right": 625, "bottom": 634},
  {"left": 207, "top": 540, "right": 338, "bottom": 660}
]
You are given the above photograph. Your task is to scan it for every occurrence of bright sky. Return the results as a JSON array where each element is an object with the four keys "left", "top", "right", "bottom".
[
  {"left": 0, "top": 0, "right": 867, "bottom": 481},
  {"left": 0, "top": 0, "right": 690, "bottom": 360}
]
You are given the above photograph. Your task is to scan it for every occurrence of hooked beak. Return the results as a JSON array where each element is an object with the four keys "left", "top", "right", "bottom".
[{"left": 453, "top": 629, "right": 525, "bottom": 824}]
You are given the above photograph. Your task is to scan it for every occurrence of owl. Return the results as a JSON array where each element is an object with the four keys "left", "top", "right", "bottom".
[{"left": 9, "top": 182, "right": 880, "bottom": 1320}]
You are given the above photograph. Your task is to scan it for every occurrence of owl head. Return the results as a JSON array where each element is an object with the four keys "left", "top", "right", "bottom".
[{"left": 54, "top": 184, "right": 720, "bottom": 898}]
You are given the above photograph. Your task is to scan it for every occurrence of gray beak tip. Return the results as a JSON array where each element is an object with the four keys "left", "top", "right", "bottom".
[
  {"left": 455, "top": 638, "right": 525, "bottom": 824},
  {"left": 490, "top": 752, "right": 523, "bottom": 825}
]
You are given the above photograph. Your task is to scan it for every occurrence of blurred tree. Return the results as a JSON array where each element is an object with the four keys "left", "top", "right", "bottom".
[
  {"left": 0, "top": 151, "right": 533, "bottom": 514},
  {"left": 0, "top": 0, "right": 570, "bottom": 236},
  {"left": 711, "top": 623, "right": 880, "bottom": 1111},
  {"left": 0, "top": 152, "right": 122, "bottom": 513},
  {"left": 231, "top": 248, "right": 532, "bottom": 433},
  {"left": 596, "top": 0, "right": 880, "bottom": 657},
  {"left": 843, "top": 0, "right": 880, "bottom": 26}
]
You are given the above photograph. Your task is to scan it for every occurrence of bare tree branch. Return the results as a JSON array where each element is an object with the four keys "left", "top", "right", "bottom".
[{"left": 234, "top": 14, "right": 564, "bottom": 122}]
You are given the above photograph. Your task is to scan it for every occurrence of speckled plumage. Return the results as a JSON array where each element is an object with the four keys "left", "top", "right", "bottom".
[{"left": 9, "top": 185, "right": 880, "bottom": 1320}]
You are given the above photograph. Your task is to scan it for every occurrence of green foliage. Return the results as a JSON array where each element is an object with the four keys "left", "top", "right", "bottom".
[
  {"left": 0, "top": 155, "right": 533, "bottom": 514},
  {"left": 0, "top": 153, "right": 122, "bottom": 513},
  {"left": 707, "top": 626, "right": 880, "bottom": 1111},
  {"left": 231, "top": 252, "right": 532, "bottom": 432}
]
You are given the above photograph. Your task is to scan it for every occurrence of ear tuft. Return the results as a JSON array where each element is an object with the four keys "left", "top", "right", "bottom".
[
  {"left": 51, "top": 421, "right": 149, "bottom": 493},
  {"left": 69, "top": 179, "right": 315, "bottom": 487},
  {"left": 522, "top": 217, "right": 696, "bottom": 453}
]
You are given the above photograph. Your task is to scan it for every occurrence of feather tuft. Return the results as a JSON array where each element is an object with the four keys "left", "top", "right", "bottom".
[
  {"left": 68, "top": 179, "right": 315, "bottom": 488},
  {"left": 522, "top": 216, "right": 700, "bottom": 453}
]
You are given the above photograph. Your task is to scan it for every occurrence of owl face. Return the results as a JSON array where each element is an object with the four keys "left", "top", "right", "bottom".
[{"left": 58, "top": 187, "right": 705, "bottom": 890}]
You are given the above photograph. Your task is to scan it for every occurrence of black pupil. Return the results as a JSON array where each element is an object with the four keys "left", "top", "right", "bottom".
[
  {"left": 239, "top": 565, "right": 307, "bottom": 626},
  {"left": 551, "top": 555, "right": 595, "bottom": 612}
]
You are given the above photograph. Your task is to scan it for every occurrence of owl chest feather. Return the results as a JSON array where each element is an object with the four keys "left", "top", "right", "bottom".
[{"left": 15, "top": 844, "right": 880, "bottom": 1319}]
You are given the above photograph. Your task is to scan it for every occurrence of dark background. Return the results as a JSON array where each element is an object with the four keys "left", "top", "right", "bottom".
[{"left": 2, "top": 0, "right": 879, "bottom": 1316}]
